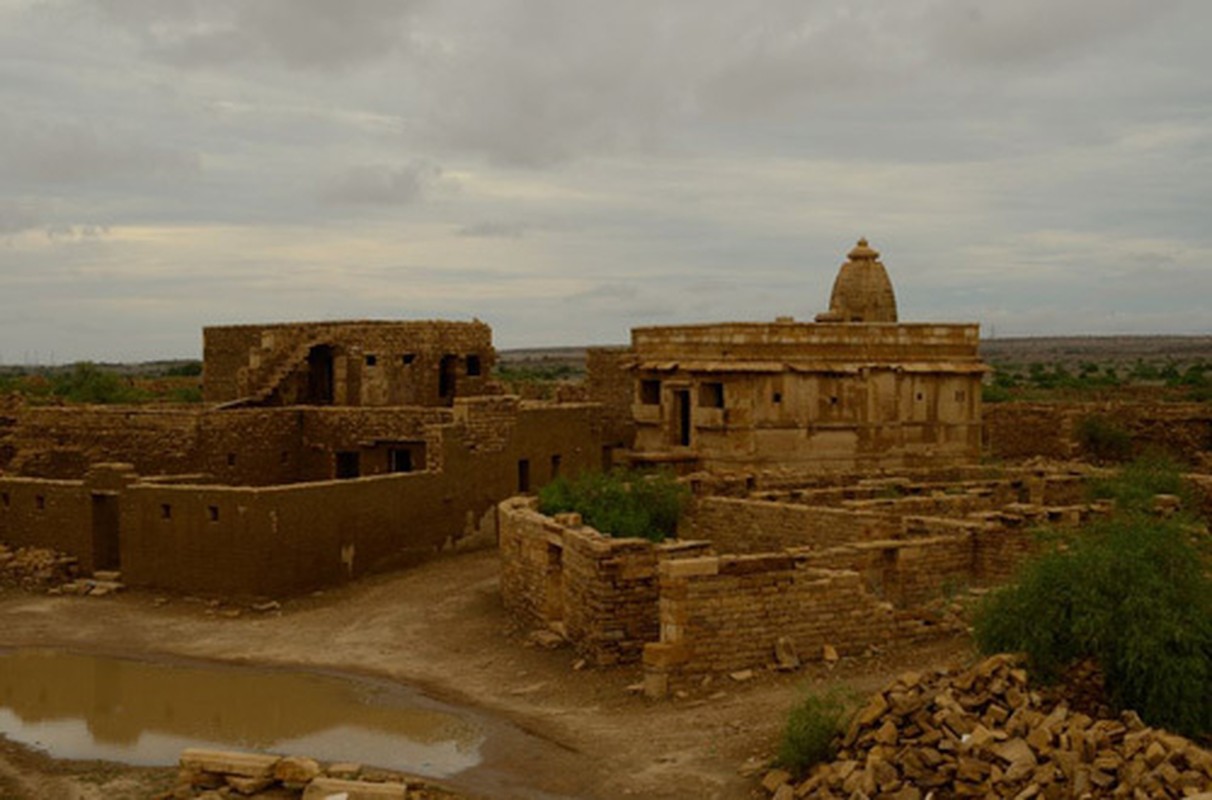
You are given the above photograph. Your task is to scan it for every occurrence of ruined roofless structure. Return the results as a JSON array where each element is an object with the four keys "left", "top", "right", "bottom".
[{"left": 619, "top": 238, "right": 988, "bottom": 471}]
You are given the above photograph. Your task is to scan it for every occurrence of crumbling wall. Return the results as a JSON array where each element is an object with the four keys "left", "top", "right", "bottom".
[
  {"left": 584, "top": 346, "right": 635, "bottom": 455},
  {"left": 0, "top": 477, "right": 91, "bottom": 569},
  {"left": 498, "top": 497, "right": 711, "bottom": 665},
  {"left": 1, "top": 407, "right": 202, "bottom": 479},
  {"left": 114, "top": 401, "right": 608, "bottom": 597},
  {"left": 684, "top": 497, "right": 898, "bottom": 553},
  {"left": 985, "top": 402, "right": 1212, "bottom": 463},
  {"left": 203, "top": 320, "right": 496, "bottom": 406},
  {"left": 643, "top": 555, "right": 898, "bottom": 696}
]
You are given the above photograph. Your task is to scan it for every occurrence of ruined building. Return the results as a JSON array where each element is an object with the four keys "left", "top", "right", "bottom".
[
  {"left": 3, "top": 238, "right": 990, "bottom": 598},
  {"left": 602, "top": 239, "right": 987, "bottom": 471},
  {"left": 0, "top": 320, "right": 609, "bottom": 596},
  {"left": 203, "top": 320, "right": 495, "bottom": 408}
]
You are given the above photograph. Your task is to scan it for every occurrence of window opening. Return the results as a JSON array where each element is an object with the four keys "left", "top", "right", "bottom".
[
  {"left": 389, "top": 448, "right": 414, "bottom": 473},
  {"left": 335, "top": 451, "right": 361, "bottom": 479},
  {"left": 640, "top": 379, "right": 661, "bottom": 405},
  {"left": 699, "top": 382, "right": 724, "bottom": 408}
]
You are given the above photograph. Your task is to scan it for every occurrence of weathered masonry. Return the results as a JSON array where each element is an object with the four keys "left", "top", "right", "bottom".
[
  {"left": 203, "top": 319, "right": 495, "bottom": 407},
  {"left": 591, "top": 240, "right": 988, "bottom": 472},
  {"left": 499, "top": 464, "right": 1151, "bottom": 696},
  {"left": 1, "top": 319, "right": 609, "bottom": 596}
]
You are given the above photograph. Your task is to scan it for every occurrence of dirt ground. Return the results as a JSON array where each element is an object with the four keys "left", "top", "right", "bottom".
[{"left": 0, "top": 549, "right": 976, "bottom": 800}]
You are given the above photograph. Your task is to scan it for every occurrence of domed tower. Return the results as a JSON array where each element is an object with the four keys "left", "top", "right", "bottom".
[{"left": 816, "top": 238, "right": 898, "bottom": 323}]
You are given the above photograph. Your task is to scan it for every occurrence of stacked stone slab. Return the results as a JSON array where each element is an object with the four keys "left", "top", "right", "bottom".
[
  {"left": 762, "top": 655, "right": 1212, "bottom": 799},
  {"left": 172, "top": 749, "right": 458, "bottom": 799}
]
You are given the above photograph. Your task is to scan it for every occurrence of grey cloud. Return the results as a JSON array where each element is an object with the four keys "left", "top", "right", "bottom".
[
  {"left": 456, "top": 221, "right": 526, "bottom": 239},
  {"left": 0, "top": 201, "right": 41, "bottom": 235},
  {"left": 921, "top": 0, "right": 1178, "bottom": 67},
  {"left": 0, "top": 117, "right": 199, "bottom": 185},
  {"left": 95, "top": 0, "right": 424, "bottom": 70},
  {"left": 318, "top": 161, "right": 443, "bottom": 206}
]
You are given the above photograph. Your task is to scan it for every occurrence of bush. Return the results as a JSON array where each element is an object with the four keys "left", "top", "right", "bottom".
[
  {"left": 973, "top": 459, "right": 1212, "bottom": 737},
  {"left": 51, "top": 362, "right": 148, "bottom": 404},
  {"left": 1075, "top": 415, "right": 1133, "bottom": 463},
  {"left": 981, "top": 383, "right": 1013, "bottom": 403},
  {"left": 537, "top": 468, "right": 688, "bottom": 542},
  {"left": 1088, "top": 453, "right": 1190, "bottom": 511},
  {"left": 778, "top": 687, "right": 856, "bottom": 777}
]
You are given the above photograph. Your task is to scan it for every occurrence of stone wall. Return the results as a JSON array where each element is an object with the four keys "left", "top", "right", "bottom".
[
  {"left": 0, "top": 476, "right": 91, "bottom": 570},
  {"left": 985, "top": 402, "right": 1212, "bottom": 463},
  {"left": 203, "top": 319, "right": 495, "bottom": 406},
  {"left": 2, "top": 400, "right": 609, "bottom": 597},
  {"left": 643, "top": 555, "right": 898, "bottom": 696},
  {"left": 584, "top": 346, "right": 635, "bottom": 454},
  {"left": 498, "top": 497, "right": 710, "bottom": 665},
  {"left": 684, "top": 497, "right": 899, "bottom": 553}
]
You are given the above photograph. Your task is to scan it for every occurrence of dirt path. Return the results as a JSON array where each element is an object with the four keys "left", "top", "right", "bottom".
[{"left": 0, "top": 550, "right": 976, "bottom": 799}]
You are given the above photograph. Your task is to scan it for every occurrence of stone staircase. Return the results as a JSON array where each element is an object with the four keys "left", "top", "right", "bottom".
[{"left": 218, "top": 339, "right": 322, "bottom": 409}]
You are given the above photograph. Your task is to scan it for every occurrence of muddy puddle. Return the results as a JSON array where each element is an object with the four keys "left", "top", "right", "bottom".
[
  {"left": 0, "top": 648, "right": 481, "bottom": 776},
  {"left": 0, "top": 649, "right": 590, "bottom": 798}
]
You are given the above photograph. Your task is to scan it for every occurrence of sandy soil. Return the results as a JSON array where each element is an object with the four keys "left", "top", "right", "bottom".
[{"left": 0, "top": 549, "right": 975, "bottom": 800}]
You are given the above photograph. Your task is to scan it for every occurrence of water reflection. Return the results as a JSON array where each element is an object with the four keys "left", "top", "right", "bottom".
[{"left": 0, "top": 649, "right": 483, "bottom": 777}]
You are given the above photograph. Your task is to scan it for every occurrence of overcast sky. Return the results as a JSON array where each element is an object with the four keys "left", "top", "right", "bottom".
[{"left": 1, "top": 0, "right": 1209, "bottom": 362}]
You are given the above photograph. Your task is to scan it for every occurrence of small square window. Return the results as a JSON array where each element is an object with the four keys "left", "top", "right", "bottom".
[
  {"left": 402, "top": 353, "right": 416, "bottom": 365},
  {"left": 160, "top": 504, "right": 172, "bottom": 520},
  {"left": 772, "top": 392, "right": 783, "bottom": 404},
  {"left": 227, "top": 453, "right": 236, "bottom": 466},
  {"left": 550, "top": 454, "right": 562, "bottom": 479},
  {"left": 829, "top": 396, "right": 839, "bottom": 406},
  {"left": 207, "top": 506, "right": 219, "bottom": 522},
  {"left": 35, "top": 495, "right": 45, "bottom": 510},
  {"left": 699, "top": 382, "right": 724, "bottom": 408},
  {"left": 466, "top": 355, "right": 482, "bottom": 376},
  {"left": 639, "top": 379, "right": 661, "bottom": 405},
  {"left": 916, "top": 392, "right": 924, "bottom": 402},
  {"left": 365, "top": 354, "right": 377, "bottom": 367}
]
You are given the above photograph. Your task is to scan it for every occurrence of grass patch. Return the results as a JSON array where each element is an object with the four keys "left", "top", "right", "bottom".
[
  {"left": 537, "top": 468, "right": 688, "bottom": 542},
  {"left": 778, "top": 686, "right": 857, "bottom": 777}
]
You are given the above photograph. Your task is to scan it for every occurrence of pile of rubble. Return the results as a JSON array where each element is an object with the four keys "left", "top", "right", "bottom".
[
  {"left": 0, "top": 543, "right": 79, "bottom": 589},
  {"left": 165, "top": 749, "right": 461, "bottom": 800},
  {"left": 762, "top": 655, "right": 1212, "bottom": 799}
]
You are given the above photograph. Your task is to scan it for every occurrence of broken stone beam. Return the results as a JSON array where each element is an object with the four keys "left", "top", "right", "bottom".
[
  {"left": 179, "top": 748, "right": 281, "bottom": 778},
  {"left": 302, "top": 777, "right": 408, "bottom": 800}
]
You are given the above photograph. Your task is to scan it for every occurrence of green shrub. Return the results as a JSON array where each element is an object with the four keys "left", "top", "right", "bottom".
[
  {"left": 537, "top": 468, "right": 688, "bottom": 542},
  {"left": 1075, "top": 415, "right": 1133, "bottom": 463},
  {"left": 1088, "top": 453, "right": 1190, "bottom": 512},
  {"left": 51, "top": 362, "right": 149, "bottom": 404},
  {"left": 981, "top": 383, "right": 1013, "bottom": 403},
  {"left": 973, "top": 459, "right": 1212, "bottom": 737},
  {"left": 778, "top": 687, "right": 856, "bottom": 777}
]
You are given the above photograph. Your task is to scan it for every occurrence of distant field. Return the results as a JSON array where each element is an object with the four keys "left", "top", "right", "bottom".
[
  {"left": 500, "top": 337, "right": 1212, "bottom": 371},
  {"left": 980, "top": 336, "right": 1212, "bottom": 368}
]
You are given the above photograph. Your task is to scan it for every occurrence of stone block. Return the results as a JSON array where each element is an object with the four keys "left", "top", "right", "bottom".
[
  {"left": 302, "top": 778, "right": 407, "bottom": 800},
  {"left": 180, "top": 749, "right": 281, "bottom": 778}
]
